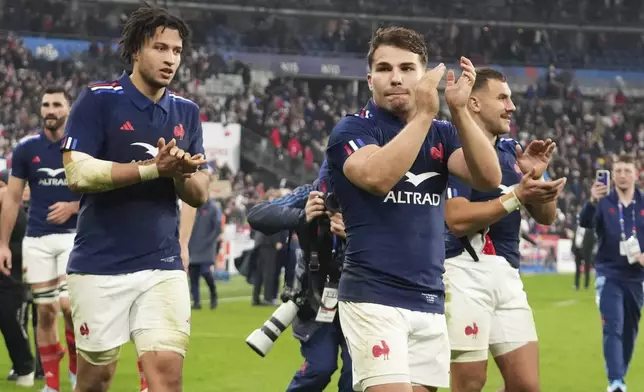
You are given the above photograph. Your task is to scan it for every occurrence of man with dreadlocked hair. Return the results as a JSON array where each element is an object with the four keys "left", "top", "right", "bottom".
[{"left": 59, "top": 3, "right": 208, "bottom": 392}]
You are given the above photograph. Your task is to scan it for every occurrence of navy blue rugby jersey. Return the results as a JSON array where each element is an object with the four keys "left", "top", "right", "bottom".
[
  {"left": 11, "top": 132, "right": 80, "bottom": 237},
  {"left": 445, "top": 137, "right": 523, "bottom": 268},
  {"left": 61, "top": 72, "right": 205, "bottom": 275},
  {"left": 326, "top": 99, "right": 462, "bottom": 313}
]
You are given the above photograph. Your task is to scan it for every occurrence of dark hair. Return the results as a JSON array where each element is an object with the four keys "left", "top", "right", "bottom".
[
  {"left": 367, "top": 26, "right": 428, "bottom": 69},
  {"left": 615, "top": 153, "right": 636, "bottom": 166},
  {"left": 119, "top": 2, "right": 192, "bottom": 64},
  {"left": 43, "top": 86, "right": 71, "bottom": 104},
  {"left": 472, "top": 68, "right": 507, "bottom": 92}
]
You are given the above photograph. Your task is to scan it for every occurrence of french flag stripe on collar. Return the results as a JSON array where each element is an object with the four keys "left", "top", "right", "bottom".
[{"left": 344, "top": 139, "right": 365, "bottom": 156}]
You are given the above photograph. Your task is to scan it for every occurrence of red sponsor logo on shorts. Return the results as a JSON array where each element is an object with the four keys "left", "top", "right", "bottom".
[
  {"left": 465, "top": 322, "right": 479, "bottom": 338},
  {"left": 372, "top": 340, "right": 390, "bottom": 359},
  {"left": 79, "top": 322, "right": 89, "bottom": 337}
]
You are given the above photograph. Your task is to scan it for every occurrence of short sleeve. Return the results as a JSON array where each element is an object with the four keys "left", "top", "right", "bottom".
[
  {"left": 446, "top": 173, "right": 472, "bottom": 201},
  {"left": 10, "top": 142, "right": 30, "bottom": 180},
  {"left": 436, "top": 120, "right": 462, "bottom": 162},
  {"left": 61, "top": 88, "right": 104, "bottom": 156},
  {"left": 501, "top": 138, "right": 520, "bottom": 159},
  {"left": 326, "top": 116, "right": 379, "bottom": 170},
  {"left": 188, "top": 110, "right": 205, "bottom": 157},
  {"left": 188, "top": 110, "right": 207, "bottom": 171}
]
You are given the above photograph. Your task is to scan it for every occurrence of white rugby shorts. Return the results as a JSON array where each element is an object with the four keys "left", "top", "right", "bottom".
[
  {"left": 444, "top": 252, "right": 538, "bottom": 355},
  {"left": 22, "top": 233, "right": 75, "bottom": 284},
  {"left": 339, "top": 301, "right": 450, "bottom": 391},
  {"left": 67, "top": 270, "right": 191, "bottom": 353}
]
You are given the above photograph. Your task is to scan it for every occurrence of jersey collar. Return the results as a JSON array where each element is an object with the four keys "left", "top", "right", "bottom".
[
  {"left": 364, "top": 99, "right": 405, "bottom": 127},
  {"left": 607, "top": 188, "right": 643, "bottom": 206},
  {"left": 40, "top": 131, "right": 63, "bottom": 148},
  {"left": 118, "top": 72, "right": 171, "bottom": 113}
]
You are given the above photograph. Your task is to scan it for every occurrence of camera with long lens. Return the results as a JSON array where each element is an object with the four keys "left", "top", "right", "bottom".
[{"left": 245, "top": 291, "right": 306, "bottom": 357}]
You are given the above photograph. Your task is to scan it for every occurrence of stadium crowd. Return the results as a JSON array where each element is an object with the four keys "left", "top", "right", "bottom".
[
  {"left": 1, "top": 0, "right": 643, "bottom": 238},
  {"left": 4, "top": 0, "right": 644, "bottom": 70}
]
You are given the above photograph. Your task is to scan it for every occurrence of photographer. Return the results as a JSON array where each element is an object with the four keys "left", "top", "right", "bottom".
[{"left": 246, "top": 162, "right": 352, "bottom": 392}]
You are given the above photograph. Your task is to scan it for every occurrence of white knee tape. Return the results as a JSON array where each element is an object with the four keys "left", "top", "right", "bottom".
[
  {"left": 490, "top": 341, "right": 530, "bottom": 358},
  {"left": 78, "top": 347, "right": 121, "bottom": 366},
  {"left": 451, "top": 349, "right": 489, "bottom": 363},
  {"left": 58, "top": 281, "right": 69, "bottom": 298},
  {"left": 132, "top": 329, "right": 189, "bottom": 358},
  {"left": 32, "top": 286, "right": 60, "bottom": 304}
]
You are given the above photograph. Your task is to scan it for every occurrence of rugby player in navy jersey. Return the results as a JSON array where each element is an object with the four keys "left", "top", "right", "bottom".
[
  {"left": 443, "top": 68, "right": 566, "bottom": 392},
  {"left": 59, "top": 5, "right": 208, "bottom": 392},
  {"left": 0, "top": 87, "right": 81, "bottom": 392},
  {"left": 325, "top": 27, "right": 502, "bottom": 392}
]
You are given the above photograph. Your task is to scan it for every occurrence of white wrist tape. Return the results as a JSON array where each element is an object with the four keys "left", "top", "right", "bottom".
[
  {"left": 501, "top": 191, "right": 522, "bottom": 213},
  {"left": 138, "top": 164, "right": 159, "bottom": 181}
]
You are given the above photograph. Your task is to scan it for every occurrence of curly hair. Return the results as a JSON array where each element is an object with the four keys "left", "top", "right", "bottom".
[{"left": 119, "top": 2, "right": 192, "bottom": 64}]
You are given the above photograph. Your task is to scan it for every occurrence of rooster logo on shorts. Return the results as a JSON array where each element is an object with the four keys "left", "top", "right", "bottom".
[
  {"left": 465, "top": 323, "right": 479, "bottom": 338},
  {"left": 372, "top": 340, "right": 390, "bottom": 359},
  {"left": 79, "top": 323, "right": 90, "bottom": 337}
]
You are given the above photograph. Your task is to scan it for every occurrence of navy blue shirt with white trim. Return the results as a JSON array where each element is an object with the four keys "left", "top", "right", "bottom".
[
  {"left": 326, "top": 99, "right": 462, "bottom": 314},
  {"left": 580, "top": 189, "right": 644, "bottom": 282},
  {"left": 11, "top": 132, "right": 80, "bottom": 237},
  {"left": 445, "top": 137, "right": 523, "bottom": 268},
  {"left": 61, "top": 72, "right": 205, "bottom": 275}
]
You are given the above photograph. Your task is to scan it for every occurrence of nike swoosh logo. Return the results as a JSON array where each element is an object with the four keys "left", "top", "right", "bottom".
[
  {"left": 37, "top": 168, "right": 66, "bottom": 177},
  {"left": 404, "top": 171, "right": 440, "bottom": 187},
  {"left": 131, "top": 142, "right": 159, "bottom": 157}
]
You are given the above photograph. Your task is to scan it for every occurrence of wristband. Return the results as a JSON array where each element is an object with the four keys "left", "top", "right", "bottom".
[
  {"left": 501, "top": 191, "right": 522, "bottom": 213},
  {"left": 139, "top": 164, "right": 160, "bottom": 181}
]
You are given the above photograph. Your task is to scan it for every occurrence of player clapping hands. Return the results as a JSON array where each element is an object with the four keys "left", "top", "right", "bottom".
[
  {"left": 513, "top": 138, "right": 566, "bottom": 205},
  {"left": 154, "top": 137, "right": 206, "bottom": 178}
]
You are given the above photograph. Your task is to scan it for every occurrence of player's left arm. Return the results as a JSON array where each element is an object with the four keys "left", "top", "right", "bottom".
[
  {"left": 443, "top": 59, "right": 501, "bottom": 191},
  {"left": 524, "top": 199, "right": 557, "bottom": 225},
  {"left": 174, "top": 114, "right": 209, "bottom": 208},
  {"left": 178, "top": 201, "right": 197, "bottom": 271},
  {"left": 445, "top": 119, "right": 501, "bottom": 191}
]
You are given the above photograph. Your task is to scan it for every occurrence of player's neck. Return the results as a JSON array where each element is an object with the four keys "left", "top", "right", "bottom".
[
  {"left": 472, "top": 115, "right": 496, "bottom": 144},
  {"left": 616, "top": 186, "right": 635, "bottom": 205},
  {"left": 43, "top": 128, "right": 64, "bottom": 143},
  {"left": 129, "top": 71, "right": 165, "bottom": 103},
  {"left": 481, "top": 127, "right": 497, "bottom": 144}
]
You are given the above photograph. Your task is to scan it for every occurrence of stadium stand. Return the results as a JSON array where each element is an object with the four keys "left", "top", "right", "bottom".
[{"left": 0, "top": 0, "right": 643, "bottom": 272}]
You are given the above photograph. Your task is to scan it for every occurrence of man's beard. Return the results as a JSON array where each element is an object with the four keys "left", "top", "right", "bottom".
[{"left": 44, "top": 116, "right": 65, "bottom": 132}]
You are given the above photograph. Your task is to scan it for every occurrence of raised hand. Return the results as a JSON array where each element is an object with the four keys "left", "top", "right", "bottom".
[
  {"left": 414, "top": 63, "right": 446, "bottom": 118},
  {"left": 590, "top": 181, "right": 609, "bottom": 204},
  {"left": 516, "top": 139, "right": 556, "bottom": 179},
  {"left": 444, "top": 57, "right": 477, "bottom": 110}
]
